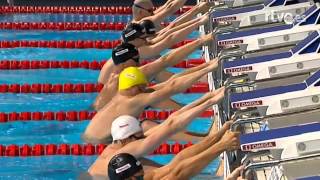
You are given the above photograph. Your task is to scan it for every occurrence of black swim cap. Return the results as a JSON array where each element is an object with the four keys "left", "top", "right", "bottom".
[
  {"left": 122, "top": 23, "right": 146, "bottom": 42},
  {"left": 112, "top": 43, "right": 139, "bottom": 65},
  {"left": 108, "top": 153, "right": 143, "bottom": 180},
  {"left": 140, "top": 20, "right": 156, "bottom": 35}
]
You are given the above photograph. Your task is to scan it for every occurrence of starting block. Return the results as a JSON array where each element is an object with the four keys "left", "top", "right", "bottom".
[
  {"left": 223, "top": 30, "right": 320, "bottom": 88},
  {"left": 213, "top": 0, "right": 313, "bottom": 28},
  {"left": 216, "top": 4, "right": 320, "bottom": 54},
  {"left": 230, "top": 69, "right": 320, "bottom": 116},
  {"left": 241, "top": 123, "right": 320, "bottom": 180}
]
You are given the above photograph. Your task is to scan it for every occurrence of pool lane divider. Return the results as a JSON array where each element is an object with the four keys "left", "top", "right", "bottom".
[
  {"left": 0, "top": 22, "right": 170, "bottom": 31},
  {"left": 0, "top": 142, "right": 193, "bottom": 156},
  {"left": 0, "top": 82, "right": 209, "bottom": 94},
  {"left": 0, "top": 109, "right": 213, "bottom": 122},
  {"left": 0, "top": 59, "right": 205, "bottom": 70},
  {"left": 0, "top": 6, "right": 191, "bottom": 15},
  {"left": 0, "top": 39, "right": 194, "bottom": 49}
]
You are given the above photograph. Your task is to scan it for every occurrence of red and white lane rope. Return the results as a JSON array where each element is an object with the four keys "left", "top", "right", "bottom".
[
  {"left": 0, "top": 142, "right": 193, "bottom": 156},
  {"left": 0, "top": 59, "right": 205, "bottom": 70},
  {"left": 0, "top": 22, "right": 170, "bottom": 31},
  {"left": 0, "top": 6, "right": 191, "bottom": 15},
  {"left": 0, "top": 22, "right": 126, "bottom": 31},
  {"left": 0, "top": 39, "right": 194, "bottom": 49},
  {"left": 0, "top": 109, "right": 213, "bottom": 122},
  {"left": 0, "top": 82, "right": 209, "bottom": 94}
]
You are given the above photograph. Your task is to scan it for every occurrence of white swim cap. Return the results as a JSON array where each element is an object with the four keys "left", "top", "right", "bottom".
[{"left": 111, "top": 115, "right": 142, "bottom": 141}]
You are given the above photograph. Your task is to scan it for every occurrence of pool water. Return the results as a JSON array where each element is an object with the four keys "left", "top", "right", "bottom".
[{"left": 0, "top": 14, "right": 218, "bottom": 179}]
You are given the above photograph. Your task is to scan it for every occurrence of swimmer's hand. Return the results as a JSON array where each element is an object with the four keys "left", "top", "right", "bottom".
[
  {"left": 226, "top": 166, "right": 246, "bottom": 180},
  {"left": 218, "top": 130, "right": 240, "bottom": 151},
  {"left": 201, "top": 32, "right": 215, "bottom": 44},
  {"left": 199, "top": 12, "right": 210, "bottom": 25},
  {"left": 207, "top": 58, "right": 219, "bottom": 71},
  {"left": 199, "top": 0, "right": 216, "bottom": 12},
  {"left": 208, "top": 86, "right": 225, "bottom": 104}
]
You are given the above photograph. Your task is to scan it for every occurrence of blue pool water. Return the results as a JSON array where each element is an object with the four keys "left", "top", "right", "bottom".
[{"left": 0, "top": 15, "right": 218, "bottom": 179}]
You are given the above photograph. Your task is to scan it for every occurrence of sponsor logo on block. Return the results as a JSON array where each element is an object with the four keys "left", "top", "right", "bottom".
[
  {"left": 225, "top": 66, "right": 252, "bottom": 74},
  {"left": 232, "top": 100, "right": 262, "bottom": 108},
  {"left": 218, "top": 39, "right": 243, "bottom": 46},
  {"left": 214, "top": 16, "right": 237, "bottom": 22},
  {"left": 242, "top": 141, "right": 276, "bottom": 151}
]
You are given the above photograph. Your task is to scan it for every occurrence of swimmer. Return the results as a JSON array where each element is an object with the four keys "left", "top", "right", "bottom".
[
  {"left": 132, "top": 0, "right": 215, "bottom": 38},
  {"left": 122, "top": 13, "right": 208, "bottom": 50},
  {"left": 108, "top": 151, "right": 243, "bottom": 180},
  {"left": 132, "top": 0, "right": 188, "bottom": 31},
  {"left": 105, "top": 121, "right": 240, "bottom": 179},
  {"left": 158, "top": 1, "right": 215, "bottom": 35},
  {"left": 96, "top": 14, "right": 209, "bottom": 109},
  {"left": 94, "top": 32, "right": 214, "bottom": 110},
  {"left": 83, "top": 60, "right": 219, "bottom": 144},
  {"left": 87, "top": 87, "right": 227, "bottom": 177}
]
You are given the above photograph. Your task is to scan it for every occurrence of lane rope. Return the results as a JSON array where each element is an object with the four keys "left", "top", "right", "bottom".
[
  {"left": 0, "top": 39, "right": 194, "bottom": 49},
  {"left": 0, "top": 142, "right": 193, "bottom": 156},
  {"left": 0, "top": 82, "right": 209, "bottom": 94},
  {"left": 0, "top": 59, "right": 205, "bottom": 70},
  {"left": 0, "top": 6, "right": 191, "bottom": 15},
  {"left": 0, "top": 109, "right": 213, "bottom": 122},
  {"left": 0, "top": 22, "right": 170, "bottom": 31}
]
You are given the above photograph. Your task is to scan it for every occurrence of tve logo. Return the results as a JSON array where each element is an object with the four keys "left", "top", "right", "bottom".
[{"left": 266, "top": 10, "right": 306, "bottom": 24}]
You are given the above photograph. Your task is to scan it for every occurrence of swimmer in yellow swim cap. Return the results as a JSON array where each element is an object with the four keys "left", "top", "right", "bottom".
[
  {"left": 118, "top": 67, "right": 148, "bottom": 90},
  {"left": 84, "top": 60, "right": 220, "bottom": 146}
]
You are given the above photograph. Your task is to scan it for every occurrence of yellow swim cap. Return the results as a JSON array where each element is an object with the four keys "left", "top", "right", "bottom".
[{"left": 119, "top": 67, "right": 148, "bottom": 90}]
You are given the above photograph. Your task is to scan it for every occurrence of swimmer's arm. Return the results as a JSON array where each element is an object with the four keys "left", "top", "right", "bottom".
[
  {"left": 151, "top": 59, "right": 217, "bottom": 90},
  {"left": 147, "top": 0, "right": 188, "bottom": 24},
  {"left": 157, "top": 3, "right": 202, "bottom": 35},
  {"left": 165, "top": 130, "right": 240, "bottom": 179},
  {"left": 168, "top": 125, "right": 225, "bottom": 166},
  {"left": 138, "top": 62, "right": 216, "bottom": 107},
  {"left": 144, "top": 88, "right": 225, "bottom": 137},
  {"left": 122, "top": 90, "right": 218, "bottom": 158},
  {"left": 92, "top": 84, "right": 114, "bottom": 111},
  {"left": 150, "top": 98, "right": 182, "bottom": 109},
  {"left": 98, "top": 60, "right": 113, "bottom": 84},
  {"left": 141, "top": 33, "right": 212, "bottom": 78},
  {"left": 172, "top": 58, "right": 217, "bottom": 80},
  {"left": 164, "top": 142, "right": 225, "bottom": 179},
  {"left": 149, "top": 16, "right": 201, "bottom": 44},
  {"left": 166, "top": 2, "right": 212, "bottom": 29},
  {"left": 153, "top": 0, "right": 173, "bottom": 14},
  {"left": 138, "top": 18, "right": 205, "bottom": 59},
  {"left": 152, "top": 132, "right": 222, "bottom": 179}
]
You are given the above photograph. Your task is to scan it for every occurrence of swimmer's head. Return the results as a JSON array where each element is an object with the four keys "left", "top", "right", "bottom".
[
  {"left": 112, "top": 43, "right": 140, "bottom": 67},
  {"left": 111, "top": 115, "right": 143, "bottom": 142},
  {"left": 122, "top": 23, "right": 146, "bottom": 43},
  {"left": 140, "top": 20, "right": 156, "bottom": 35},
  {"left": 108, "top": 153, "right": 144, "bottom": 180},
  {"left": 132, "top": 0, "right": 154, "bottom": 20},
  {"left": 118, "top": 67, "right": 148, "bottom": 92}
]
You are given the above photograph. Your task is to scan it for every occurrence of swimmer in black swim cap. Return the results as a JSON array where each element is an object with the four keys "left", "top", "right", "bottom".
[
  {"left": 108, "top": 153, "right": 143, "bottom": 180},
  {"left": 140, "top": 20, "right": 156, "bottom": 35},
  {"left": 122, "top": 23, "right": 146, "bottom": 43},
  {"left": 112, "top": 43, "right": 140, "bottom": 66}
]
